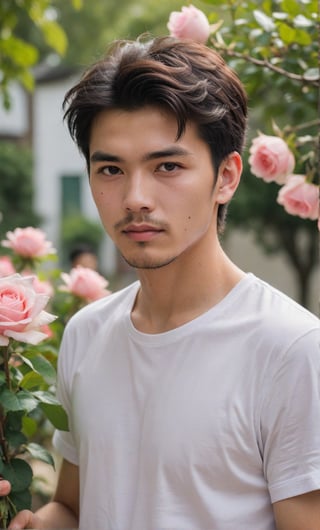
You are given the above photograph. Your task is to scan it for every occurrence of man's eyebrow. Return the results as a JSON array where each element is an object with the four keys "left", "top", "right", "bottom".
[
  {"left": 90, "top": 151, "right": 124, "bottom": 163},
  {"left": 90, "top": 146, "right": 191, "bottom": 164},
  {"left": 143, "top": 146, "right": 191, "bottom": 161}
]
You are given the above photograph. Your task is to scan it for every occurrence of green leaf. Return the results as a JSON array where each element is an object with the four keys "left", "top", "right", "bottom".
[
  {"left": 25, "top": 442, "right": 55, "bottom": 469},
  {"left": 277, "top": 22, "right": 312, "bottom": 45},
  {"left": 5, "top": 430, "right": 27, "bottom": 450},
  {"left": 39, "top": 403, "right": 69, "bottom": 431},
  {"left": 16, "top": 390, "right": 39, "bottom": 413},
  {"left": 4, "top": 410, "right": 23, "bottom": 431},
  {"left": 0, "top": 36, "right": 38, "bottom": 67},
  {"left": 20, "top": 352, "right": 57, "bottom": 385},
  {"left": 0, "top": 388, "right": 22, "bottom": 413},
  {"left": 40, "top": 20, "right": 68, "bottom": 56},
  {"left": 20, "top": 370, "right": 46, "bottom": 390},
  {"left": 293, "top": 29, "right": 312, "bottom": 45},
  {"left": 281, "top": 0, "right": 303, "bottom": 16},
  {"left": 9, "top": 488, "right": 32, "bottom": 513},
  {"left": 2, "top": 459, "right": 33, "bottom": 493},
  {"left": 22, "top": 415, "right": 38, "bottom": 438},
  {"left": 278, "top": 22, "right": 296, "bottom": 43},
  {"left": 33, "top": 390, "right": 60, "bottom": 405}
]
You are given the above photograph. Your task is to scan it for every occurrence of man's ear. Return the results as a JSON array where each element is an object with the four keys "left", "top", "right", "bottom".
[{"left": 216, "top": 151, "right": 242, "bottom": 204}]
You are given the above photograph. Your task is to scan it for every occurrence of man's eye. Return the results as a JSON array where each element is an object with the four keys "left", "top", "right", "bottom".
[
  {"left": 100, "top": 165, "right": 122, "bottom": 176},
  {"left": 159, "top": 162, "right": 179, "bottom": 172}
]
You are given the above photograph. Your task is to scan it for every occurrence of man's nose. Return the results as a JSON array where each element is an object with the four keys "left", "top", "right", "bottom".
[{"left": 122, "top": 172, "right": 155, "bottom": 212}]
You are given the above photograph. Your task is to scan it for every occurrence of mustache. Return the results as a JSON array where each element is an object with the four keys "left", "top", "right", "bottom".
[{"left": 114, "top": 213, "right": 168, "bottom": 231}]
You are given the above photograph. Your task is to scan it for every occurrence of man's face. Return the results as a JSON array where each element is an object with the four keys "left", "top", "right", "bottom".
[{"left": 89, "top": 106, "right": 228, "bottom": 270}]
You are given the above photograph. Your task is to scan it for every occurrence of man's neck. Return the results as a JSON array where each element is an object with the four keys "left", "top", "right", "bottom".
[{"left": 131, "top": 244, "right": 245, "bottom": 334}]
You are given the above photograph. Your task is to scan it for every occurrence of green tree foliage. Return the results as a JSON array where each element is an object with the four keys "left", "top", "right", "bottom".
[
  {"left": 47, "top": 0, "right": 188, "bottom": 69},
  {"left": 0, "top": 0, "right": 81, "bottom": 108},
  {"left": 0, "top": 143, "right": 41, "bottom": 243}
]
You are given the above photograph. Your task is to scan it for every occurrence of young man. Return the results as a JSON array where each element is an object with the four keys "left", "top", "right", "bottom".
[{"left": 5, "top": 36, "right": 320, "bottom": 530}]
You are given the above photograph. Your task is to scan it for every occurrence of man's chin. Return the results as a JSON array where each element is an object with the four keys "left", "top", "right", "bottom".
[{"left": 121, "top": 254, "right": 176, "bottom": 270}]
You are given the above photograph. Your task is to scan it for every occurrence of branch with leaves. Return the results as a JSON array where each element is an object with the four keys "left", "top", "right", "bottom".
[
  {"left": 0, "top": 0, "right": 82, "bottom": 108},
  {"left": 167, "top": 1, "right": 319, "bottom": 227}
]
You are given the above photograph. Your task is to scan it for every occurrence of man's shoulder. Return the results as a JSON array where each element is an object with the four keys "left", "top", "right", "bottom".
[
  {"left": 66, "top": 280, "right": 140, "bottom": 329},
  {"left": 245, "top": 274, "right": 319, "bottom": 341}
]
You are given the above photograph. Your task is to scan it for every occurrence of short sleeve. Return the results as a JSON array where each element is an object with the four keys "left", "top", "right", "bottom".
[{"left": 260, "top": 328, "right": 320, "bottom": 503}]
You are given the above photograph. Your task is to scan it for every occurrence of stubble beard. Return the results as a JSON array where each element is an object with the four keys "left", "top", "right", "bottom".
[{"left": 120, "top": 243, "right": 177, "bottom": 270}]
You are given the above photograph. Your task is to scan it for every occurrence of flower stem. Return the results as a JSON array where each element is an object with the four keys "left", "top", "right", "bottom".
[
  {"left": 2, "top": 346, "right": 11, "bottom": 391},
  {"left": 0, "top": 408, "right": 9, "bottom": 463}
]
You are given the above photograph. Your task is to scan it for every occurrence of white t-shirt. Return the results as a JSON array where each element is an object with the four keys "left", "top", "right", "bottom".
[{"left": 53, "top": 273, "right": 320, "bottom": 530}]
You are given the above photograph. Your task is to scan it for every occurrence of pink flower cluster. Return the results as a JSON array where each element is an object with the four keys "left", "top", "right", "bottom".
[
  {"left": 167, "top": 5, "right": 211, "bottom": 44},
  {"left": 249, "top": 134, "right": 319, "bottom": 224},
  {"left": 0, "top": 274, "right": 56, "bottom": 346},
  {"left": 1, "top": 226, "right": 56, "bottom": 258},
  {"left": 60, "top": 266, "right": 111, "bottom": 303}
]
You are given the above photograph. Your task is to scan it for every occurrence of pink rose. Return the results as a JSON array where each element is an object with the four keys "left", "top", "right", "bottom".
[
  {"left": 0, "top": 274, "right": 56, "bottom": 346},
  {"left": 277, "top": 175, "right": 319, "bottom": 220},
  {"left": 0, "top": 256, "right": 16, "bottom": 277},
  {"left": 1, "top": 227, "right": 56, "bottom": 258},
  {"left": 167, "top": 5, "right": 210, "bottom": 44},
  {"left": 249, "top": 134, "right": 295, "bottom": 184},
  {"left": 60, "top": 266, "right": 111, "bottom": 302}
]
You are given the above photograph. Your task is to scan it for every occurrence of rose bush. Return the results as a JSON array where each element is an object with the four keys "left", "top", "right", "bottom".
[
  {"left": 167, "top": 5, "right": 210, "bottom": 44},
  {"left": 248, "top": 134, "right": 295, "bottom": 184},
  {"left": 0, "top": 272, "right": 64, "bottom": 528},
  {"left": 0, "top": 226, "right": 112, "bottom": 528},
  {"left": 277, "top": 175, "right": 319, "bottom": 220}
]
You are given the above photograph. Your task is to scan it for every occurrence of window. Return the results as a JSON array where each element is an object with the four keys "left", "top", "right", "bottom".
[{"left": 61, "top": 175, "right": 81, "bottom": 217}]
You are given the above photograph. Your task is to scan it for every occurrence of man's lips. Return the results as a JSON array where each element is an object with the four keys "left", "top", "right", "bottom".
[{"left": 122, "top": 224, "right": 164, "bottom": 242}]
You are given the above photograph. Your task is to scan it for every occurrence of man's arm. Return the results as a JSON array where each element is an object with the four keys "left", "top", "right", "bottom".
[
  {"left": 273, "top": 490, "right": 320, "bottom": 530},
  {"left": 8, "top": 459, "right": 79, "bottom": 529}
]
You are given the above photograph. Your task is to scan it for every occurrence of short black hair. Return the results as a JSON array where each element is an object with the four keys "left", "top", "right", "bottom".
[{"left": 63, "top": 36, "right": 248, "bottom": 232}]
